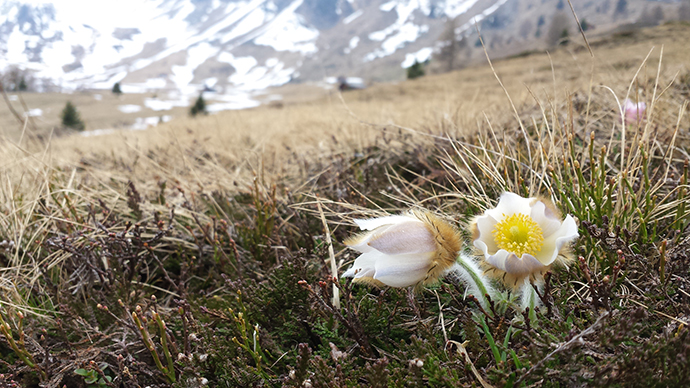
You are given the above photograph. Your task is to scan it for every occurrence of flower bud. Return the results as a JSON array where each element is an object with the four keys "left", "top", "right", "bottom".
[{"left": 342, "top": 210, "right": 461, "bottom": 288}]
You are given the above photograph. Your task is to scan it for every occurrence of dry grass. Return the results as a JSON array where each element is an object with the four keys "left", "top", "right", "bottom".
[{"left": 5, "top": 24, "right": 684, "bottom": 182}]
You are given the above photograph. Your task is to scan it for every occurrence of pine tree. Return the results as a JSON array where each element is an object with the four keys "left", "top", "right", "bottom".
[
  {"left": 406, "top": 61, "right": 425, "bottom": 80},
  {"left": 581, "top": 19, "right": 590, "bottom": 31},
  {"left": 190, "top": 94, "right": 207, "bottom": 116},
  {"left": 559, "top": 28, "right": 570, "bottom": 45},
  {"left": 112, "top": 82, "right": 122, "bottom": 95},
  {"left": 18, "top": 77, "right": 27, "bottom": 92},
  {"left": 61, "top": 101, "right": 85, "bottom": 131}
]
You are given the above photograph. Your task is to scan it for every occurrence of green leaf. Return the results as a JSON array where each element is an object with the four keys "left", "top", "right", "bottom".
[
  {"left": 510, "top": 349, "right": 523, "bottom": 369},
  {"left": 479, "top": 315, "right": 502, "bottom": 364},
  {"left": 74, "top": 368, "right": 89, "bottom": 376}
]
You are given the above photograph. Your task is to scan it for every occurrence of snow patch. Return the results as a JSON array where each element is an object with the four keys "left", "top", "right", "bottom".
[
  {"left": 455, "top": 0, "right": 510, "bottom": 35},
  {"left": 218, "top": 52, "right": 258, "bottom": 76},
  {"left": 118, "top": 105, "right": 142, "bottom": 113},
  {"left": 81, "top": 128, "right": 115, "bottom": 137},
  {"left": 349, "top": 36, "right": 360, "bottom": 49},
  {"left": 365, "top": 0, "right": 431, "bottom": 60},
  {"left": 220, "top": 6, "right": 267, "bottom": 44},
  {"left": 144, "top": 97, "right": 189, "bottom": 111},
  {"left": 145, "top": 78, "right": 167, "bottom": 89},
  {"left": 206, "top": 96, "right": 260, "bottom": 112},
  {"left": 380, "top": 1, "right": 397, "bottom": 12},
  {"left": 444, "top": 0, "right": 482, "bottom": 19},
  {"left": 343, "top": 9, "right": 363, "bottom": 24},
  {"left": 170, "top": 43, "right": 218, "bottom": 94},
  {"left": 365, "top": 23, "right": 428, "bottom": 61},
  {"left": 24, "top": 108, "right": 43, "bottom": 117},
  {"left": 253, "top": 0, "right": 319, "bottom": 55},
  {"left": 401, "top": 47, "right": 433, "bottom": 68},
  {"left": 344, "top": 36, "right": 359, "bottom": 54},
  {"left": 220, "top": 54, "right": 293, "bottom": 91},
  {"left": 131, "top": 116, "right": 166, "bottom": 130}
]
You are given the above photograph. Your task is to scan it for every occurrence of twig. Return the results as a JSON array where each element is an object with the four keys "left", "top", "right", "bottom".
[
  {"left": 448, "top": 340, "right": 494, "bottom": 388},
  {"left": 17, "top": 93, "right": 38, "bottom": 131},
  {"left": 514, "top": 311, "right": 610, "bottom": 386},
  {"left": 0, "top": 83, "right": 32, "bottom": 130}
]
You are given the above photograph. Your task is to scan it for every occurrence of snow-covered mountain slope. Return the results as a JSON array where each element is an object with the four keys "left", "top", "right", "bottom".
[
  {"left": 0, "top": 0, "right": 674, "bottom": 109},
  {"left": 0, "top": 0, "right": 504, "bottom": 94}
]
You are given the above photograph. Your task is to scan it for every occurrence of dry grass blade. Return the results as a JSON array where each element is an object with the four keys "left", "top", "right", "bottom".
[
  {"left": 566, "top": 0, "right": 593, "bottom": 58},
  {"left": 317, "top": 200, "right": 340, "bottom": 310}
]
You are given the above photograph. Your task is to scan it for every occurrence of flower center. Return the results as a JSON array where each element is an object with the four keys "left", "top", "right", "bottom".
[{"left": 492, "top": 213, "right": 544, "bottom": 257}]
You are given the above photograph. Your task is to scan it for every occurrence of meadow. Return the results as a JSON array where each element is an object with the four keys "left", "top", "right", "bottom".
[{"left": 0, "top": 22, "right": 689, "bottom": 387}]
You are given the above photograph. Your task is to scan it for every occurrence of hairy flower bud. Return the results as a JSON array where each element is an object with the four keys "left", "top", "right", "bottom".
[{"left": 342, "top": 210, "right": 461, "bottom": 288}]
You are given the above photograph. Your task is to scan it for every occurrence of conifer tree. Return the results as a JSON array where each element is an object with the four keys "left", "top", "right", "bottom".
[
  {"left": 581, "top": 19, "right": 590, "bottom": 31},
  {"left": 190, "top": 94, "right": 207, "bottom": 116},
  {"left": 406, "top": 61, "right": 425, "bottom": 80},
  {"left": 112, "top": 82, "right": 122, "bottom": 95},
  {"left": 559, "top": 28, "right": 570, "bottom": 45},
  {"left": 61, "top": 101, "right": 85, "bottom": 131}
]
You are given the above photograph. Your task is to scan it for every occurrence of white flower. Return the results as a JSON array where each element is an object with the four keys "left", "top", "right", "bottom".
[
  {"left": 342, "top": 210, "right": 460, "bottom": 288},
  {"left": 471, "top": 192, "right": 579, "bottom": 287}
]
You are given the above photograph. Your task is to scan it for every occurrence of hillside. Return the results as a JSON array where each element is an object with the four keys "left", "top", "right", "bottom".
[{"left": 1, "top": 0, "right": 688, "bottom": 107}]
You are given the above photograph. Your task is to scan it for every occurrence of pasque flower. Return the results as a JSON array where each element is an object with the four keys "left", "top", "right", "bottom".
[
  {"left": 342, "top": 210, "right": 461, "bottom": 288},
  {"left": 623, "top": 98, "right": 646, "bottom": 124},
  {"left": 471, "top": 192, "right": 578, "bottom": 287}
]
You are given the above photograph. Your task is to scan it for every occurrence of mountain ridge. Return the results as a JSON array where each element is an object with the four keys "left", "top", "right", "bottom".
[{"left": 0, "top": 0, "right": 685, "bottom": 112}]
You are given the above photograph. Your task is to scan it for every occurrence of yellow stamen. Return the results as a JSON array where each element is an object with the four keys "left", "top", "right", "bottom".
[{"left": 492, "top": 213, "right": 544, "bottom": 257}]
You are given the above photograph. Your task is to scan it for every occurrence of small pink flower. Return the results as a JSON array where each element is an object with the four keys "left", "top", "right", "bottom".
[{"left": 623, "top": 99, "right": 646, "bottom": 124}]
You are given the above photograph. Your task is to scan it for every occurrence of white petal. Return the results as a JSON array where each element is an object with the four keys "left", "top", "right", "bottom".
[
  {"left": 485, "top": 249, "right": 510, "bottom": 271},
  {"left": 353, "top": 215, "right": 415, "bottom": 230},
  {"left": 344, "top": 229, "right": 380, "bottom": 253},
  {"left": 504, "top": 254, "right": 546, "bottom": 276},
  {"left": 373, "top": 252, "right": 433, "bottom": 287},
  {"left": 341, "top": 267, "right": 358, "bottom": 278},
  {"left": 529, "top": 200, "right": 562, "bottom": 238},
  {"left": 473, "top": 214, "right": 499, "bottom": 256},
  {"left": 342, "top": 251, "right": 382, "bottom": 279},
  {"left": 486, "top": 250, "right": 545, "bottom": 276},
  {"left": 535, "top": 215, "right": 579, "bottom": 265},
  {"left": 367, "top": 220, "right": 436, "bottom": 255},
  {"left": 485, "top": 192, "right": 534, "bottom": 222}
]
